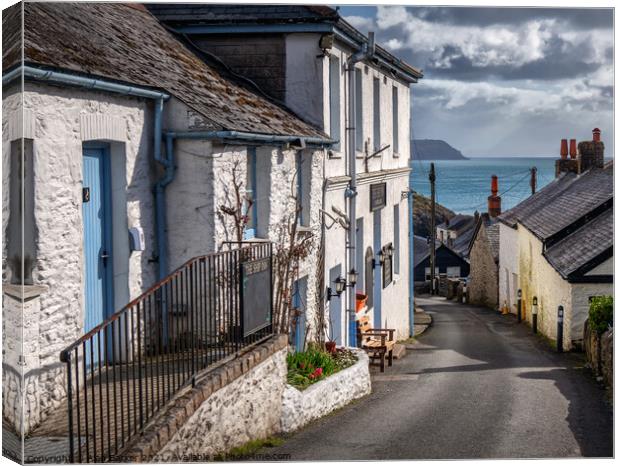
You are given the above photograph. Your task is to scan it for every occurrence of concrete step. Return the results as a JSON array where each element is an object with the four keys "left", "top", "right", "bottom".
[
  {"left": 393, "top": 343, "right": 406, "bottom": 359},
  {"left": 414, "top": 312, "right": 432, "bottom": 325}
]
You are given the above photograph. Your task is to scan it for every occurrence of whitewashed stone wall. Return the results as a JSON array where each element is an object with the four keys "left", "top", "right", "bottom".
[
  {"left": 2, "top": 82, "right": 158, "bottom": 432},
  {"left": 154, "top": 347, "right": 287, "bottom": 462},
  {"left": 166, "top": 138, "right": 325, "bottom": 343},
  {"left": 281, "top": 349, "right": 371, "bottom": 433}
]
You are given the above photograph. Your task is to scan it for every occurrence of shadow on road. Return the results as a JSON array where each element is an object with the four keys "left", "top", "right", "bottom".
[{"left": 519, "top": 369, "right": 613, "bottom": 457}]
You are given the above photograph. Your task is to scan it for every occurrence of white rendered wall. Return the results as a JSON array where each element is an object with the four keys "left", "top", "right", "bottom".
[
  {"left": 498, "top": 222, "right": 519, "bottom": 313},
  {"left": 3, "top": 82, "right": 157, "bottom": 429}
]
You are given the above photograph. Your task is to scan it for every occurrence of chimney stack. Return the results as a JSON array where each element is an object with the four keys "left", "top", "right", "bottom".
[
  {"left": 556, "top": 138, "right": 580, "bottom": 177},
  {"left": 488, "top": 175, "right": 501, "bottom": 217},
  {"left": 560, "top": 139, "right": 568, "bottom": 159},
  {"left": 578, "top": 128, "right": 605, "bottom": 172},
  {"left": 569, "top": 139, "right": 577, "bottom": 159}
]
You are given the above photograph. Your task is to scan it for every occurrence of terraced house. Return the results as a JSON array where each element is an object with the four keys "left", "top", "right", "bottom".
[
  {"left": 149, "top": 3, "right": 423, "bottom": 345},
  {"left": 2, "top": 2, "right": 422, "bottom": 462},
  {"left": 2, "top": 2, "right": 332, "bottom": 460},
  {"left": 498, "top": 129, "right": 613, "bottom": 350}
]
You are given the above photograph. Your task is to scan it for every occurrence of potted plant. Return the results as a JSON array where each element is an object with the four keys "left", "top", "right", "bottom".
[
  {"left": 325, "top": 314, "right": 337, "bottom": 354},
  {"left": 355, "top": 291, "right": 368, "bottom": 312}
]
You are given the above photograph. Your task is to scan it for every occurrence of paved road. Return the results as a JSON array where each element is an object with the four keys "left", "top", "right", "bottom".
[{"left": 265, "top": 296, "right": 613, "bottom": 460}]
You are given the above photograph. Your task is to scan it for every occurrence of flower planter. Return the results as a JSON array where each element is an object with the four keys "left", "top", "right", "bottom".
[
  {"left": 355, "top": 292, "right": 368, "bottom": 312},
  {"left": 281, "top": 349, "right": 371, "bottom": 433}
]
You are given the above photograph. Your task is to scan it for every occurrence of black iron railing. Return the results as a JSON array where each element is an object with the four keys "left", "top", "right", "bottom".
[{"left": 60, "top": 243, "right": 272, "bottom": 463}]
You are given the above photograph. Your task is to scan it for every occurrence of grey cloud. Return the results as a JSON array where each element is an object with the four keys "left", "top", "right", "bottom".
[
  {"left": 407, "top": 7, "right": 613, "bottom": 30},
  {"left": 368, "top": 18, "right": 611, "bottom": 83}
]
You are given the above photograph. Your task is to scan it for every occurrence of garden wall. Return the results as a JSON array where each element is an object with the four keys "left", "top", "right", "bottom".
[
  {"left": 583, "top": 320, "right": 613, "bottom": 389},
  {"left": 281, "top": 349, "right": 371, "bottom": 433},
  {"left": 124, "top": 335, "right": 288, "bottom": 462}
]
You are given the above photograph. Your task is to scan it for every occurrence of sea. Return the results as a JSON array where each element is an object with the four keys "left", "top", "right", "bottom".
[{"left": 410, "top": 157, "right": 557, "bottom": 215}]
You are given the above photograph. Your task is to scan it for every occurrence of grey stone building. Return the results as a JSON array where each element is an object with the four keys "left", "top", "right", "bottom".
[{"left": 467, "top": 214, "right": 500, "bottom": 309}]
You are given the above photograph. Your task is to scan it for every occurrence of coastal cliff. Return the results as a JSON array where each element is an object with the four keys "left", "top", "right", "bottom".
[{"left": 412, "top": 139, "right": 468, "bottom": 160}]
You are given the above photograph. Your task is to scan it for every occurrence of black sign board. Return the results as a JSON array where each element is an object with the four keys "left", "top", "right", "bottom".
[
  {"left": 382, "top": 244, "right": 393, "bottom": 289},
  {"left": 370, "top": 183, "right": 386, "bottom": 211},
  {"left": 240, "top": 257, "right": 272, "bottom": 337}
]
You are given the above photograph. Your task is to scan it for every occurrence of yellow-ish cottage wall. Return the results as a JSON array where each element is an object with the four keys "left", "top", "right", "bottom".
[{"left": 517, "top": 226, "right": 573, "bottom": 350}]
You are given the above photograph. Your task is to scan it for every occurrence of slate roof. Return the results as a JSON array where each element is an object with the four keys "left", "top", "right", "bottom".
[
  {"left": 146, "top": 4, "right": 337, "bottom": 23},
  {"left": 437, "top": 214, "right": 474, "bottom": 232},
  {"left": 147, "top": 3, "right": 423, "bottom": 81},
  {"left": 498, "top": 167, "right": 613, "bottom": 240},
  {"left": 544, "top": 208, "right": 613, "bottom": 280},
  {"left": 2, "top": 3, "right": 327, "bottom": 139},
  {"left": 451, "top": 227, "right": 474, "bottom": 259},
  {"left": 413, "top": 235, "right": 439, "bottom": 268},
  {"left": 467, "top": 214, "right": 500, "bottom": 262}
]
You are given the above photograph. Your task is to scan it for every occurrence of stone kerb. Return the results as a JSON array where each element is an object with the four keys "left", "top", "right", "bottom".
[{"left": 280, "top": 348, "right": 371, "bottom": 433}]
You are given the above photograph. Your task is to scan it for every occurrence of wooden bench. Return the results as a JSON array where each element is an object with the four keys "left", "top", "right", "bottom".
[{"left": 356, "top": 315, "right": 395, "bottom": 372}]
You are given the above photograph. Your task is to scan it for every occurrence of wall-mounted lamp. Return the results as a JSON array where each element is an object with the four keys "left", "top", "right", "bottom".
[
  {"left": 373, "top": 250, "right": 385, "bottom": 268},
  {"left": 347, "top": 268, "right": 358, "bottom": 287},
  {"left": 327, "top": 276, "right": 347, "bottom": 301}
]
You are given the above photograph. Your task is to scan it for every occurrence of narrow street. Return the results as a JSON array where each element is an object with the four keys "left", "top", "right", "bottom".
[{"left": 266, "top": 296, "right": 613, "bottom": 460}]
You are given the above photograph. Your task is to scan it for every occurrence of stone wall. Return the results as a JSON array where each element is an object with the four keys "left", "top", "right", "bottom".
[
  {"left": 281, "top": 349, "right": 371, "bottom": 433},
  {"left": 468, "top": 223, "right": 499, "bottom": 309},
  {"left": 2, "top": 82, "right": 158, "bottom": 433},
  {"left": 583, "top": 320, "right": 613, "bottom": 389},
  {"left": 124, "top": 335, "right": 288, "bottom": 462}
]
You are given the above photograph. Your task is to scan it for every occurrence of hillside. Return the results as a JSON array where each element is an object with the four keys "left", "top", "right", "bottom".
[
  {"left": 413, "top": 192, "right": 455, "bottom": 238},
  {"left": 412, "top": 139, "right": 468, "bottom": 160}
]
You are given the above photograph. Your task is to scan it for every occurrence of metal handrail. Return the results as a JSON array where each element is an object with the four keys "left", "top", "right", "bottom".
[{"left": 60, "top": 243, "right": 273, "bottom": 462}]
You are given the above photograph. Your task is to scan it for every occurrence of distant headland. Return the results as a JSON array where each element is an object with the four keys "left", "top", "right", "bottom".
[{"left": 412, "top": 139, "right": 468, "bottom": 160}]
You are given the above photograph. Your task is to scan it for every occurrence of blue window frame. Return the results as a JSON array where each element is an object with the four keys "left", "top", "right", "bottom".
[
  {"left": 373, "top": 77, "right": 380, "bottom": 151},
  {"left": 329, "top": 55, "right": 341, "bottom": 150},
  {"left": 292, "top": 278, "right": 307, "bottom": 351},
  {"left": 244, "top": 147, "right": 258, "bottom": 239},
  {"left": 296, "top": 151, "right": 303, "bottom": 226},
  {"left": 392, "top": 86, "right": 399, "bottom": 154}
]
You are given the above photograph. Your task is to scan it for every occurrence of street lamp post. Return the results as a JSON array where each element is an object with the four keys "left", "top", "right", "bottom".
[{"left": 517, "top": 289, "right": 522, "bottom": 323}]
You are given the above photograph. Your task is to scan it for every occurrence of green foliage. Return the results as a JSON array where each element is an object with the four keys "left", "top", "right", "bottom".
[
  {"left": 286, "top": 347, "right": 357, "bottom": 390},
  {"left": 214, "top": 437, "right": 283, "bottom": 461},
  {"left": 332, "top": 348, "right": 357, "bottom": 371},
  {"left": 589, "top": 296, "right": 613, "bottom": 334}
]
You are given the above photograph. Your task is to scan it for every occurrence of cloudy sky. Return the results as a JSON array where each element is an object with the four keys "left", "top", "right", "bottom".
[{"left": 338, "top": 5, "right": 614, "bottom": 157}]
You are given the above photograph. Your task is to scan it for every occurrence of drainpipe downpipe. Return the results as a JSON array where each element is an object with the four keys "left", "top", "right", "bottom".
[
  {"left": 153, "top": 96, "right": 172, "bottom": 281},
  {"left": 408, "top": 161, "right": 415, "bottom": 337},
  {"left": 346, "top": 32, "right": 375, "bottom": 347}
]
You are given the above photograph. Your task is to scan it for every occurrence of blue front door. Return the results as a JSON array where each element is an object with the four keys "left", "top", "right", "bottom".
[
  {"left": 82, "top": 146, "right": 113, "bottom": 338},
  {"left": 373, "top": 210, "right": 382, "bottom": 328}
]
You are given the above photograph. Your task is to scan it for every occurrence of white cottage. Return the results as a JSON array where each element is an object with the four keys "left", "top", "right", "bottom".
[
  {"left": 2, "top": 2, "right": 331, "bottom": 439},
  {"left": 498, "top": 130, "right": 613, "bottom": 350},
  {"left": 150, "top": 4, "right": 424, "bottom": 346}
]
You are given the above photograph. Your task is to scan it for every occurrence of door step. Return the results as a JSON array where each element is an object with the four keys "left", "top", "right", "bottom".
[{"left": 392, "top": 343, "right": 406, "bottom": 359}]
